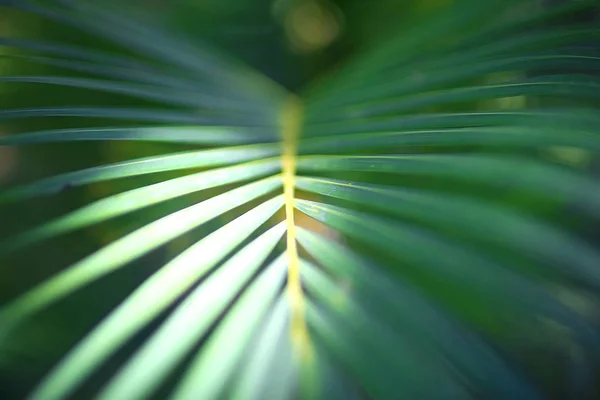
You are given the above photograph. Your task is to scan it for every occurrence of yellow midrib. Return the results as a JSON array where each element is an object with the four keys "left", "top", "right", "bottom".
[{"left": 281, "top": 95, "right": 313, "bottom": 361}]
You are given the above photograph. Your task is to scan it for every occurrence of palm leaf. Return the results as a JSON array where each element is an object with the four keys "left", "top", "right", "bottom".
[{"left": 1, "top": 0, "right": 600, "bottom": 398}]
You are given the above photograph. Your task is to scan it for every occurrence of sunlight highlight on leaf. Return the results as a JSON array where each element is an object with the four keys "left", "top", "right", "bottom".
[
  {"left": 0, "top": 178, "right": 282, "bottom": 330},
  {"left": 171, "top": 254, "right": 288, "bottom": 400},
  {"left": 0, "top": 159, "right": 281, "bottom": 254},
  {"left": 30, "top": 218, "right": 285, "bottom": 400},
  {"left": 230, "top": 295, "right": 297, "bottom": 400}
]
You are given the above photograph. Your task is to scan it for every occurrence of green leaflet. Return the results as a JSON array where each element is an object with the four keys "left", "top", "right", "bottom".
[
  {"left": 308, "top": 55, "right": 600, "bottom": 110},
  {"left": 0, "top": 125, "right": 277, "bottom": 146},
  {"left": 307, "top": 77, "right": 600, "bottom": 122},
  {"left": 95, "top": 228, "right": 285, "bottom": 400},
  {"left": 308, "top": 28, "right": 600, "bottom": 103},
  {"left": 30, "top": 219, "right": 285, "bottom": 400},
  {"left": 0, "top": 159, "right": 281, "bottom": 254},
  {"left": 303, "top": 345, "right": 363, "bottom": 400},
  {"left": 295, "top": 200, "right": 599, "bottom": 348},
  {"left": 0, "top": 53, "right": 241, "bottom": 94},
  {"left": 306, "top": 0, "right": 598, "bottom": 98},
  {"left": 0, "top": 178, "right": 282, "bottom": 328},
  {"left": 296, "top": 228, "right": 565, "bottom": 397},
  {"left": 303, "top": 298, "right": 395, "bottom": 400},
  {"left": 295, "top": 177, "right": 600, "bottom": 286},
  {"left": 170, "top": 254, "right": 288, "bottom": 400},
  {"left": 229, "top": 295, "right": 297, "bottom": 400},
  {"left": 8, "top": 1, "right": 228, "bottom": 79},
  {"left": 307, "top": 0, "right": 518, "bottom": 96},
  {"left": 300, "top": 124, "right": 600, "bottom": 154},
  {"left": 301, "top": 109, "right": 600, "bottom": 137},
  {"left": 0, "top": 144, "right": 279, "bottom": 203},
  {"left": 0, "top": 106, "right": 271, "bottom": 126},
  {"left": 0, "top": 76, "right": 269, "bottom": 117},
  {"left": 300, "top": 259, "right": 472, "bottom": 399},
  {"left": 0, "top": 37, "right": 144, "bottom": 68},
  {"left": 10, "top": 0, "right": 284, "bottom": 103},
  {"left": 295, "top": 155, "right": 600, "bottom": 217}
]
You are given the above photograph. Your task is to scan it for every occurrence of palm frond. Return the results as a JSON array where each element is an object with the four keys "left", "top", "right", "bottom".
[{"left": 1, "top": 0, "right": 600, "bottom": 399}]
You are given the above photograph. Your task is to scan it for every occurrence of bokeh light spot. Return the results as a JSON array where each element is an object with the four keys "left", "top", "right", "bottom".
[{"left": 283, "top": 1, "right": 342, "bottom": 53}]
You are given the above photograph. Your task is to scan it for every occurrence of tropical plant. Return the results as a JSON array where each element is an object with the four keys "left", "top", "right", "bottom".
[{"left": 1, "top": 0, "right": 600, "bottom": 398}]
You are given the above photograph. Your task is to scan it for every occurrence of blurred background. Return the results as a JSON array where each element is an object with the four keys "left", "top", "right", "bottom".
[{"left": 1, "top": 0, "right": 600, "bottom": 399}]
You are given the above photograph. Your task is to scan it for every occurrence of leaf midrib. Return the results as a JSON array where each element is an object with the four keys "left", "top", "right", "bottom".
[{"left": 281, "top": 95, "right": 313, "bottom": 361}]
